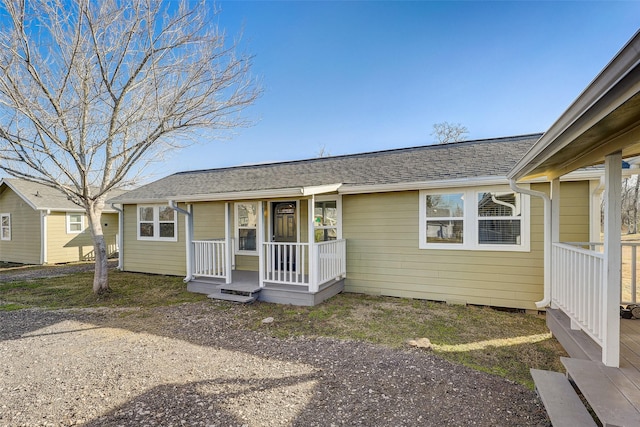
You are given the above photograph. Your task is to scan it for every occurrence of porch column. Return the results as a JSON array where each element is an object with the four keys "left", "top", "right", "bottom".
[
  {"left": 225, "top": 202, "right": 232, "bottom": 284},
  {"left": 603, "top": 151, "right": 622, "bottom": 367},
  {"left": 258, "top": 201, "right": 264, "bottom": 288},
  {"left": 308, "top": 197, "right": 318, "bottom": 292},
  {"left": 186, "top": 204, "right": 193, "bottom": 281},
  {"left": 550, "top": 178, "right": 561, "bottom": 311},
  {"left": 551, "top": 178, "right": 561, "bottom": 243}
]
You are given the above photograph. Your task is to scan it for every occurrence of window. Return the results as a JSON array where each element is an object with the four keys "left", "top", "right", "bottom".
[
  {"left": 1, "top": 213, "right": 10, "bottom": 240},
  {"left": 314, "top": 200, "right": 338, "bottom": 242},
  {"left": 477, "top": 191, "right": 521, "bottom": 245},
  {"left": 425, "top": 193, "right": 464, "bottom": 244},
  {"left": 66, "top": 213, "right": 85, "bottom": 234},
  {"left": 236, "top": 202, "right": 258, "bottom": 253},
  {"left": 419, "top": 187, "right": 529, "bottom": 251},
  {"left": 137, "top": 205, "right": 177, "bottom": 241}
]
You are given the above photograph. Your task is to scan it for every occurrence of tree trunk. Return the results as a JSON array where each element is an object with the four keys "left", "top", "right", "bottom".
[{"left": 87, "top": 199, "right": 109, "bottom": 293}]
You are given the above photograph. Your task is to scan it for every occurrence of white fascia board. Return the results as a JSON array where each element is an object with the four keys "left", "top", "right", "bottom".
[
  {"left": 302, "top": 183, "right": 342, "bottom": 196},
  {"left": 338, "top": 176, "right": 510, "bottom": 195},
  {"left": 37, "top": 207, "right": 86, "bottom": 213},
  {"left": 170, "top": 187, "right": 305, "bottom": 203},
  {"left": 509, "top": 30, "right": 640, "bottom": 181}
]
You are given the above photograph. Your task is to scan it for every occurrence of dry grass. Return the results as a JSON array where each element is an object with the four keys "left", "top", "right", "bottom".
[
  {"left": 621, "top": 234, "right": 640, "bottom": 303},
  {"left": 0, "top": 270, "right": 566, "bottom": 389},
  {"left": 0, "top": 269, "right": 204, "bottom": 309},
  {"left": 222, "top": 293, "right": 566, "bottom": 389}
]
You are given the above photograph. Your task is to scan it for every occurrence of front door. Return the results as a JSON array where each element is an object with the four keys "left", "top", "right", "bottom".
[
  {"left": 273, "top": 202, "right": 297, "bottom": 242},
  {"left": 272, "top": 202, "right": 297, "bottom": 271}
]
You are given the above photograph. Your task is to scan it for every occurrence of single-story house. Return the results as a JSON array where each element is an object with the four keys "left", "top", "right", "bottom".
[
  {"left": 108, "top": 133, "right": 605, "bottom": 309},
  {"left": 0, "top": 178, "right": 120, "bottom": 265}
]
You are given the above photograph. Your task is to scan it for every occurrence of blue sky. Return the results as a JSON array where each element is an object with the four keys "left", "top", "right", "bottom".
[
  {"left": 73, "top": 1, "right": 640, "bottom": 179},
  {"left": 156, "top": 1, "right": 639, "bottom": 177}
]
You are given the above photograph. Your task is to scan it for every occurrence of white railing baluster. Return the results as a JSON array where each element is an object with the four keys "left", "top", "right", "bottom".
[
  {"left": 552, "top": 242, "right": 605, "bottom": 346},
  {"left": 192, "top": 239, "right": 229, "bottom": 281},
  {"left": 260, "top": 239, "right": 346, "bottom": 289}
]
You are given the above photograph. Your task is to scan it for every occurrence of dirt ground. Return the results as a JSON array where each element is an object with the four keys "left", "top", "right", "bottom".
[{"left": 0, "top": 304, "right": 551, "bottom": 426}]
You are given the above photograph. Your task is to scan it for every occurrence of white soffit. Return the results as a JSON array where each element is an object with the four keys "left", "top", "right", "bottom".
[{"left": 302, "top": 183, "right": 342, "bottom": 196}]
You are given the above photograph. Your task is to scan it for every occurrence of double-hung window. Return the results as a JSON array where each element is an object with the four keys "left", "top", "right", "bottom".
[
  {"left": 137, "top": 205, "right": 177, "bottom": 241},
  {"left": 1, "top": 213, "right": 10, "bottom": 240},
  {"left": 477, "top": 191, "right": 521, "bottom": 245},
  {"left": 419, "top": 187, "right": 528, "bottom": 251},
  {"left": 66, "top": 213, "right": 84, "bottom": 234},
  {"left": 236, "top": 202, "right": 258, "bottom": 253},
  {"left": 424, "top": 193, "right": 464, "bottom": 245},
  {"left": 314, "top": 200, "right": 339, "bottom": 242}
]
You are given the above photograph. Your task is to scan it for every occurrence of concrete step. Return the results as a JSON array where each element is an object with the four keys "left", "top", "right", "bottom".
[
  {"left": 219, "top": 283, "right": 262, "bottom": 296},
  {"left": 207, "top": 291, "right": 256, "bottom": 303},
  {"left": 562, "top": 357, "right": 640, "bottom": 427},
  {"left": 530, "top": 369, "right": 596, "bottom": 427}
]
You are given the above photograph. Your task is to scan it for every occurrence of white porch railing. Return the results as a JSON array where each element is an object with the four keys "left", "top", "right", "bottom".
[
  {"left": 552, "top": 242, "right": 605, "bottom": 346},
  {"left": 261, "top": 239, "right": 347, "bottom": 290},
  {"left": 316, "top": 239, "right": 347, "bottom": 286},
  {"left": 558, "top": 241, "right": 640, "bottom": 305},
  {"left": 262, "top": 242, "right": 309, "bottom": 286},
  {"left": 193, "top": 239, "right": 229, "bottom": 280}
]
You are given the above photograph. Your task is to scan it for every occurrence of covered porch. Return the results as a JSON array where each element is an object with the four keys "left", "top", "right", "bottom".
[
  {"left": 178, "top": 190, "right": 347, "bottom": 306},
  {"left": 508, "top": 30, "right": 640, "bottom": 426},
  {"left": 187, "top": 238, "right": 347, "bottom": 305}
]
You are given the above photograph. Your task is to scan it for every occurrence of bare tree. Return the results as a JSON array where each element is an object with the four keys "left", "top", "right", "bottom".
[
  {"left": 431, "top": 121, "right": 469, "bottom": 144},
  {"left": 0, "top": 0, "right": 260, "bottom": 293},
  {"left": 316, "top": 144, "right": 331, "bottom": 158}
]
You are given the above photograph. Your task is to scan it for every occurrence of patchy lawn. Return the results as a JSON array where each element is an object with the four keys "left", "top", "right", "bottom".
[
  {"left": 217, "top": 294, "right": 566, "bottom": 389},
  {"left": 0, "top": 269, "right": 204, "bottom": 309},
  {"left": 0, "top": 269, "right": 566, "bottom": 389}
]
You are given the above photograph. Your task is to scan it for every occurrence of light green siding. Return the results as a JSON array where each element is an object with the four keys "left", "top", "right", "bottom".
[
  {"left": 193, "top": 202, "right": 225, "bottom": 240},
  {"left": 122, "top": 203, "right": 187, "bottom": 276},
  {"left": 342, "top": 181, "right": 590, "bottom": 310},
  {"left": 118, "top": 181, "right": 591, "bottom": 309},
  {"left": 0, "top": 187, "right": 41, "bottom": 264},
  {"left": 46, "top": 212, "right": 118, "bottom": 264},
  {"left": 559, "top": 180, "right": 590, "bottom": 242}
]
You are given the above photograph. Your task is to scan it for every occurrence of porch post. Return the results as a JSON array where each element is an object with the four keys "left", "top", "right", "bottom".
[
  {"left": 186, "top": 204, "right": 193, "bottom": 281},
  {"left": 603, "top": 151, "right": 621, "bottom": 367},
  {"left": 225, "top": 202, "right": 232, "bottom": 285},
  {"left": 258, "top": 201, "right": 264, "bottom": 288},
  {"left": 308, "top": 197, "right": 318, "bottom": 292},
  {"left": 550, "top": 178, "right": 561, "bottom": 311}
]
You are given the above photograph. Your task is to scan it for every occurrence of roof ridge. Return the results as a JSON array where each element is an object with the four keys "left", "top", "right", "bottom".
[{"left": 173, "top": 133, "right": 543, "bottom": 176}]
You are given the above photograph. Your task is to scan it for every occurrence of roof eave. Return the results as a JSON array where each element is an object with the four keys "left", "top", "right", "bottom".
[{"left": 509, "top": 29, "right": 640, "bottom": 181}]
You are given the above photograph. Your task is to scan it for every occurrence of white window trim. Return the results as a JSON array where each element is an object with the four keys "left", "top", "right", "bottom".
[
  {"left": 313, "top": 195, "right": 342, "bottom": 241},
  {"left": 1, "top": 213, "right": 10, "bottom": 241},
  {"left": 419, "top": 185, "right": 530, "bottom": 252},
  {"left": 235, "top": 201, "right": 259, "bottom": 255},
  {"left": 66, "top": 212, "right": 85, "bottom": 234},
  {"left": 136, "top": 205, "right": 178, "bottom": 242}
]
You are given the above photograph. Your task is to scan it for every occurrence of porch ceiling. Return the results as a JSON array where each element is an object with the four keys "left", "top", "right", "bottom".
[{"left": 510, "top": 30, "right": 640, "bottom": 181}]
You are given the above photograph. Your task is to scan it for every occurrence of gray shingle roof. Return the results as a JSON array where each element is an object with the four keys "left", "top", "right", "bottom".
[
  {"left": 110, "top": 134, "right": 544, "bottom": 203},
  {"left": 1, "top": 178, "right": 122, "bottom": 212}
]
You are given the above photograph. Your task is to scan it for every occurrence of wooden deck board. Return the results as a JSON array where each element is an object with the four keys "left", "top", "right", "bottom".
[
  {"left": 530, "top": 369, "right": 597, "bottom": 427},
  {"left": 546, "top": 312, "right": 640, "bottom": 426},
  {"left": 562, "top": 357, "right": 640, "bottom": 427}
]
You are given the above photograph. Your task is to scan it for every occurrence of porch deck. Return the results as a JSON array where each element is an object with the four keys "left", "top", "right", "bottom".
[
  {"left": 543, "top": 308, "right": 640, "bottom": 426},
  {"left": 187, "top": 270, "right": 345, "bottom": 306}
]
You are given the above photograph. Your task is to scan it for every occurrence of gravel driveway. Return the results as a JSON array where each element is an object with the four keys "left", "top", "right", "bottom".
[{"left": 0, "top": 302, "right": 550, "bottom": 426}]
